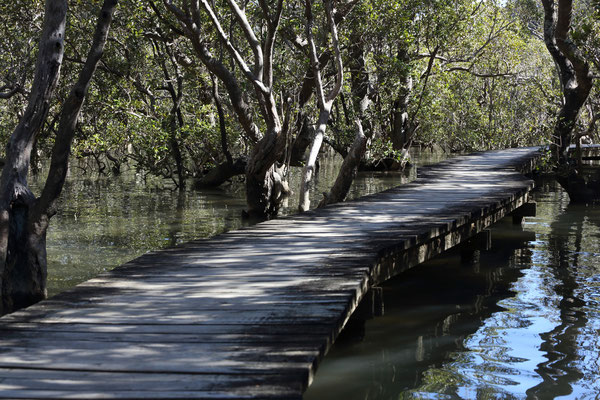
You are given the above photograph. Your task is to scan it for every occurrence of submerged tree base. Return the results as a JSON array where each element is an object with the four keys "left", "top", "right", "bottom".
[
  {"left": 556, "top": 166, "right": 600, "bottom": 203},
  {"left": 359, "top": 158, "right": 412, "bottom": 172}
]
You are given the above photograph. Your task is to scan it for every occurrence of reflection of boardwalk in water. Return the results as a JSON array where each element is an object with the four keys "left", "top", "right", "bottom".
[{"left": 0, "top": 148, "right": 540, "bottom": 399}]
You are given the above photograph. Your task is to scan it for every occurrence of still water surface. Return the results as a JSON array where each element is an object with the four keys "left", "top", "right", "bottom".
[{"left": 30, "top": 153, "right": 600, "bottom": 398}]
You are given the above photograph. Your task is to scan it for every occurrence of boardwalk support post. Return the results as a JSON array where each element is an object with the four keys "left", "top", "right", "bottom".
[
  {"left": 460, "top": 229, "right": 491, "bottom": 263},
  {"left": 353, "top": 287, "right": 384, "bottom": 321},
  {"left": 339, "top": 287, "right": 384, "bottom": 342},
  {"left": 511, "top": 202, "right": 536, "bottom": 225}
]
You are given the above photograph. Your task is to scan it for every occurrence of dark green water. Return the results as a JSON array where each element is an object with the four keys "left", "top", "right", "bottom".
[{"left": 304, "top": 179, "right": 600, "bottom": 399}]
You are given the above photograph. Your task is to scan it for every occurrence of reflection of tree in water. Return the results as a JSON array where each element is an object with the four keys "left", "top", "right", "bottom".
[
  {"left": 165, "top": 190, "right": 187, "bottom": 247},
  {"left": 406, "top": 228, "right": 536, "bottom": 399},
  {"left": 526, "top": 203, "right": 595, "bottom": 399}
]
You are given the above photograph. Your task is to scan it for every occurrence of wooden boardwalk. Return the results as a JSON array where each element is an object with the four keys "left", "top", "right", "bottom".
[
  {"left": 0, "top": 147, "right": 541, "bottom": 399},
  {"left": 568, "top": 143, "right": 600, "bottom": 164}
]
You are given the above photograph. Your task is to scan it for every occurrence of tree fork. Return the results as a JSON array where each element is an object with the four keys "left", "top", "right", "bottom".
[{"left": 165, "top": 0, "right": 286, "bottom": 218}]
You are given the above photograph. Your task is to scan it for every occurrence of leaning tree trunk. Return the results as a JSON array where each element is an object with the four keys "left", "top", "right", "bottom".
[
  {"left": 299, "top": 108, "right": 332, "bottom": 211},
  {"left": 196, "top": 158, "right": 246, "bottom": 188},
  {"left": 318, "top": 120, "right": 368, "bottom": 208},
  {"left": 298, "top": 0, "right": 343, "bottom": 212},
  {"left": 317, "top": 25, "right": 372, "bottom": 208},
  {"left": 0, "top": 0, "right": 68, "bottom": 314},
  {"left": 390, "top": 49, "right": 412, "bottom": 151},
  {"left": 541, "top": 0, "right": 593, "bottom": 165},
  {"left": 288, "top": 52, "right": 331, "bottom": 167},
  {"left": 245, "top": 124, "right": 286, "bottom": 218},
  {"left": 0, "top": 0, "right": 117, "bottom": 315}
]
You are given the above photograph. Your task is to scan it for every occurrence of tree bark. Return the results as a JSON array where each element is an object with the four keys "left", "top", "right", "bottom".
[
  {"left": 245, "top": 123, "right": 285, "bottom": 217},
  {"left": 541, "top": 0, "right": 593, "bottom": 164},
  {"left": 0, "top": 0, "right": 68, "bottom": 315},
  {"left": 317, "top": 23, "right": 372, "bottom": 206},
  {"left": 348, "top": 31, "right": 371, "bottom": 127},
  {"left": 165, "top": 0, "right": 287, "bottom": 218},
  {"left": 318, "top": 119, "right": 367, "bottom": 207},
  {"left": 298, "top": 0, "right": 343, "bottom": 212},
  {"left": 195, "top": 157, "right": 246, "bottom": 188},
  {"left": 289, "top": 112, "right": 313, "bottom": 166},
  {"left": 299, "top": 109, "right": 331, "bottom": 211},
  {"left": 0, "top": 0, "right": 117, "bottom": 315},
  {"left": 288, "top": 52, "right": 331, "bottom": 166}
]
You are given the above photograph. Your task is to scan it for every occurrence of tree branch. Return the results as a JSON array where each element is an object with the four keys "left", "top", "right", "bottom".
[
  {"left": 409, "top": 46, "right": 438, "bottom": 134},
  {"left": 304, "top": 0, "right": 325, "bottom": 108},
  {"left": 224, "top": 0, "right": 264, "bottom": 80},
  {"left": 446, "top": 65, "right": 516, "bottom": 78},
  {"left": 324, "top": 0, "right": 343, "bottom": 104},
  {"left": 148, "top": 0, "right": 185, "bottom": 36},
  {"left": 198, "top": 0, "right": 269, "bottom": 93},
  {"left": 163, "top": 0, "right": 261, "bottom": 142},
  {"left": 0, "top": 85, "right": 22, "bottom": 99},
  {"left": 262, "top": 0, "right": 284, "bottom": 89},
  {"left": 554, "top": 0, "right": 593, "bottom": 91},
  {"left": 36, "top": 0, "right": 118, "bottom": 220}
]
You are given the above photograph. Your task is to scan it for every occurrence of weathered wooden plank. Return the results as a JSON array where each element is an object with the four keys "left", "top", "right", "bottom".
[
  {"left": 0, "top": 369, "right": 303, "bottom": 396},
  {"left": 0, "top": 328, "right": 329, "bottom": 345},
  {"left": 0, "top": 389, "right": 302, "bottom": 400},
  {"left": 0, "top": 343, "right": 321, "bottom": 375},
  {"left": 0, "top": 322, "right": 336, "bottom": 335},
  {"left": 1, "top": 306, "right": 355, "bottom": 325}
]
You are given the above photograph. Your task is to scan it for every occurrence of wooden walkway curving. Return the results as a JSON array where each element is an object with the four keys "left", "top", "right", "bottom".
[{"left": 0, "top": 147, "right": 541, "bottom": 399}]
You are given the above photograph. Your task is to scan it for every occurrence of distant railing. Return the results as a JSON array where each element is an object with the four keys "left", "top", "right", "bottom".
[{"left": 567, "top": 144, "right": 600, "bottom": 165}]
